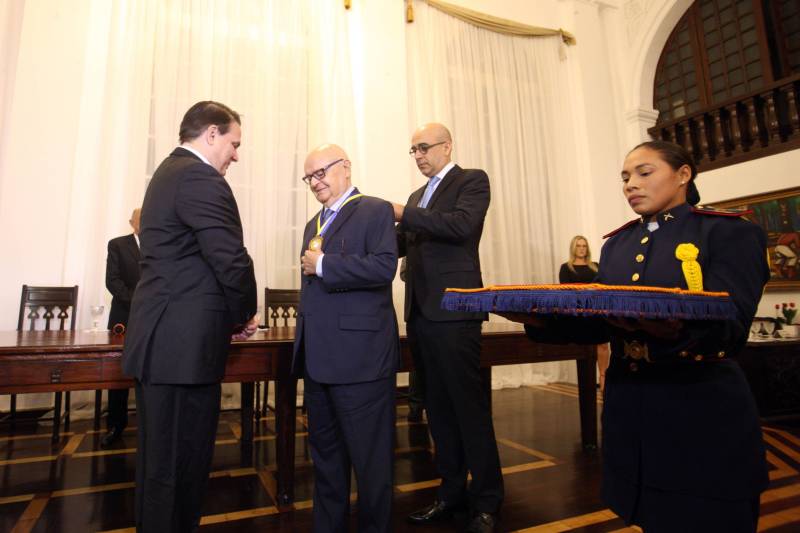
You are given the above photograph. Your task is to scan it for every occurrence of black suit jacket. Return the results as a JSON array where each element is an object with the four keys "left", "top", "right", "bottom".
[
  {"left": 106, "top": 234, "right": 141, "bottom": 328},
  {"left": 397, "top": 165, "right": 489, "bottom": 322},
  {"left": 292, "top": 191, "right": 400, "bottom": 384},
  {"left": 122, "top": 148, "right": 257, "bottom": 384}
]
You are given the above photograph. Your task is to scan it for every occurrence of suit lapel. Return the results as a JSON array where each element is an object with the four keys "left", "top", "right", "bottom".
[
  {"left": 426, "top": 165, "right": 462, "bottom": 210},
  {"left": 125, "top": 234, "right": 141, "bottom": 263},
  {"left": 407, "top": 186, "right": 425, "bottom": 209},
  {"left": 321, "top": 188, "right": 362, "bottom": 249}
]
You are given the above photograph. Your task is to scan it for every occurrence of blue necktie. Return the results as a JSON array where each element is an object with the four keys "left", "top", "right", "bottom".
[
  {"left": 418, "top": 176, "right": 441, "bottom": 208},
  {"left": 321, "top": 208, "right": 332, "bottom": 223}
]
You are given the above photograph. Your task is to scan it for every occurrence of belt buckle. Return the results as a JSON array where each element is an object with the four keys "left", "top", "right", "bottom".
[{"left": 623, "top": 340, "right": 652, "bottom": 363}]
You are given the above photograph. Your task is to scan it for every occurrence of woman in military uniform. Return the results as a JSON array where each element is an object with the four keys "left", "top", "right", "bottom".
[{"left": 515, "top": 141, "right": 770, "bottom": 532}]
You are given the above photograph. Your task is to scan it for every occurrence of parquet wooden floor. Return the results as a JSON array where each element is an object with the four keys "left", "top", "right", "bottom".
[{"left": 1, "top": 385, "right": 798, "bottom": 532}]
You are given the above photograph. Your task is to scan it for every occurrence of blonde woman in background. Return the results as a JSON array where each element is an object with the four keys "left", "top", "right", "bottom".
[{"left": 558, "top": 236, "right": 610, "bottom": 390}]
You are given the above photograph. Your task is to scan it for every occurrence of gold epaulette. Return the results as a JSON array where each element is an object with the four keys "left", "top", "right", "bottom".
[
  {"left": 692, "top": 204, "right": 753, "bottom": 218},
  {"left": 602, "top": 218, "right": 640, "bottom": 239}
]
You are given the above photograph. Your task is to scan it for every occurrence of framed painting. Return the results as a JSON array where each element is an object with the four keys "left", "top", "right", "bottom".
[{"left": 711, "top": 186, "right": 800, "bottom": 290}]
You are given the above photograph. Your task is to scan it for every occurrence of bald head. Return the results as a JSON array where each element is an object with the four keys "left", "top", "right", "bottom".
[
  {"left": 304, "top": 144, "right": 352, "bottom": 207},
  {"left": 415, "top": 123, "right": 452, "bottom": 143},
  {"left": 411, "top": 123, "right": 453, "bottom": 178},
  {"left": 130, "top": 208, "right": 142, "bottom": 235}
]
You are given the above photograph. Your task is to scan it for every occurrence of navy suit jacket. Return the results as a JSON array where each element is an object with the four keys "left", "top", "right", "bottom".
[
  {"left": 123, "top": 148, "right": 257, "bottom": 384},
  {"left": 292, "top": 190, "right": 400, "bottom": 384},
  {"left": 106, "top": 233, "right": 141, "bottom": 328}
]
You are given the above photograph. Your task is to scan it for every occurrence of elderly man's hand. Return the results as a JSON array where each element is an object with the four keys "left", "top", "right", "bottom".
[
  {"left": 231, "top": 314, "right": 259, "bottom": 341},
  {"left": 301, "top": 249, "right": 322, "bottom": 276},
  {"left": 391, "top": 202, "right": 405, "bottom": 222}
]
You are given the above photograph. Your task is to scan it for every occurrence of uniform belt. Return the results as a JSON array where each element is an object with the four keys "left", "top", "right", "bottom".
[{"left": 620, "top": 339, "right": 728, "bottom": 373}]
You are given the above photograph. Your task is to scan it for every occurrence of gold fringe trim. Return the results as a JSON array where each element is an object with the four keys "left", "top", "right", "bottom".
[{"left": 445, "top": 283, "right": 729, "bottom": 298}]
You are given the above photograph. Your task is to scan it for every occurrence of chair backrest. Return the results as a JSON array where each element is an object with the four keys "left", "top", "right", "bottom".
[
  {"left": 17, "top": 285, "right": 79, "bottom": 331},
  {"left": 264, "top": 287, "right": 300, "bottom": 328}
]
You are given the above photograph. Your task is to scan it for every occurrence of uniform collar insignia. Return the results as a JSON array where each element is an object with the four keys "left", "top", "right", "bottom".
[{"left": 644, "top": 202, "right": 691, "bottom": 224}]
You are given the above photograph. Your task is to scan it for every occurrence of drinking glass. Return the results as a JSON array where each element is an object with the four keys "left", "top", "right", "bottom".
[{"left": 90, "top": 305, "right": 104, "bottom": 332}]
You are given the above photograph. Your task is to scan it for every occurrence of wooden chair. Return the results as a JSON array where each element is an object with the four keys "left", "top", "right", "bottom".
[
  {"left": 255, "top": 287, "right": 300, "bottom": 420},
  {"left": 11, "top": 285, "right": 78, "bottom": 442}
]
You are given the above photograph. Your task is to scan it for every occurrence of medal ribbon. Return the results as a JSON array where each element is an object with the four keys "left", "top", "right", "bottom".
[{"left": 315, "top": 193, "right": 363, "bottom": 236}]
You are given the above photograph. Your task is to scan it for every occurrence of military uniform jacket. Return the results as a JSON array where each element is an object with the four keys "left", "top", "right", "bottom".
[{"left": 528, "top": 202, "right": 770, "bottom": 519}]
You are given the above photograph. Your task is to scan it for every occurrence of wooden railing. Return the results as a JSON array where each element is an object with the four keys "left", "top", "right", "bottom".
[{"left": 648, "top": 73, "right": 800, "bottom": 172}]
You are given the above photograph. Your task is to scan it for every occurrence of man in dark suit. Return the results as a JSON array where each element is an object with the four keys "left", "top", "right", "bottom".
[
  {"left": 122, "top": 101, "right": 258, "bottom": 533},
  {"left": 295, "top": 144, "right": 399, "bottom": 533},
  {"left": 393, "top": 123, "right": 503, "bottom": 533},
  {"left": 101, "top": 207, "right": 142, "bottom": 448}
]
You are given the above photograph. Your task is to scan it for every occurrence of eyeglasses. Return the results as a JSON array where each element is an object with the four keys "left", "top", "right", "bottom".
[
  {"left": 408, "top": 142, "right": 446, "bottom": 156},
  {"left": 301, "top": 158, "right": 344, "bottom": 185}
]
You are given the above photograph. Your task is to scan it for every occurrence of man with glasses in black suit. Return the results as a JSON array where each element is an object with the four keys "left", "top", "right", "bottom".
[{"left": 393, "top": 123, "right": 503, "bottom": 533}]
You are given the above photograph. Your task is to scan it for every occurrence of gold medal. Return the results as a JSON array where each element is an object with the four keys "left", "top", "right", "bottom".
[{"left": 308, "top": 236, "right": 323, "bottom": 251}]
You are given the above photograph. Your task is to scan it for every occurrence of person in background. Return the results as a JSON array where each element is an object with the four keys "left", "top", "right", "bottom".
[
  {"left": 513, "top": 141, "right": 769, "bottom": 532},
  {"left": 122, "top": 101, "right": 258, "bottom": 533},
  {"left": 558, "top": 235, "right": 610, "bottom": 390},
  {"left": 101, "top": 207, "right": 142, "bottom": 448}
]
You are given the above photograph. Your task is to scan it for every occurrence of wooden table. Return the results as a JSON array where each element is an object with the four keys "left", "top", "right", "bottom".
[
  {"left": 0, "top": 323, "right": 597, "bottom": 504},
  {"left": 735, "top": 337, "right": 800, "bottom": 421}
]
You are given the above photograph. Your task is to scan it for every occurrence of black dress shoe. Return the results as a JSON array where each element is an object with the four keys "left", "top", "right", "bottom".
[
  {"left": 464, "top": 512, "right": 497, "bottom": 533},
  {"left": 407, "top": 406, "right": 424, "bottom": 423},
  {"left": 100, "top": 427, "right": 123, "bottom": 448},
  {"left": 407, "top": 500, "right": 460, "bottom": 524}
]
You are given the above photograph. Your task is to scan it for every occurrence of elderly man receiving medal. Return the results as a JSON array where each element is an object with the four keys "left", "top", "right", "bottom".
[{"left": 295, "top": 144, "right": 400, "bottom": 533}]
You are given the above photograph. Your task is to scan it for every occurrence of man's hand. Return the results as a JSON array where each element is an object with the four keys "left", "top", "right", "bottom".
[
  {"left": 232, "top": 314, "right": 259, "bottom": 341},
  {"left": 391, "top": 202, "right": 405, "bottom": 222},
  {"left": 301, "top": 249, "right": 322, "bottom": 276}
]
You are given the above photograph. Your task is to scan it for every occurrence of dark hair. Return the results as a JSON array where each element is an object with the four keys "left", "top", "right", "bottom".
[
  {"left": 630, "top": 140, "right": 700, "bottom": 205},
  {"left": 178, "top": 101, "right": 241, "bottom": 143}
]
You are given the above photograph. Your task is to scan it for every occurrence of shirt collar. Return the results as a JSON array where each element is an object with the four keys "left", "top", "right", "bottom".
[
  {"left": 178, "top": 144, "right": 212, "bottom": 167},
  {"left": 433, "top": 161, "right": 456, "bottom": 182},
  {"left": 133, "top": 233, "right": 140, "bottom": 248},
  {"left": 327, "top": 186, "right": 356, "bottom": 213}
]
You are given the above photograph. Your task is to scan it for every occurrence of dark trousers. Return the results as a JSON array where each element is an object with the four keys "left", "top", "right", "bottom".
[
  {"left": 407, "top": 312, "right": 504, "bottom": 513},
  {"left": 134, "top": 380, "right": 221, "bottom": 533},
  {"left": 107, "top": 388, "right": 130, "bottom": 430},
  {"left": 407, "top": 369, "right": 425, "bottom": 412},
  {"left": 304, "top": 372, "right": 395, "bottom": 533}
]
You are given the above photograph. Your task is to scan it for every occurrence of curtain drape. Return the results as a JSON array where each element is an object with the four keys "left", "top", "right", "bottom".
[
  {"left": 406, "top": 1, "right": 587, "bottom": 386},
  {"left": 418, "top": 0, "right": 576, "bottom": 44},
  {"left": 0, "top": 0, "right": 588, "bottom": 414}
]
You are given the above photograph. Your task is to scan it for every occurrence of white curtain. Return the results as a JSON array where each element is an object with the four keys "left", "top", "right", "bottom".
[
  {"left": 0, "top": 0, "right": 589, "bottom": 414},
  {"left": 406, "top": 2, "right": 588, "bottom": 386},
  {"left": 0, "top": 0, "right": 313, "bottom": 412}
]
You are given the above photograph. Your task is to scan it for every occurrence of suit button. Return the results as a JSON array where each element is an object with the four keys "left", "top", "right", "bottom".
[
  {"left": 694, "top": 354, "right": 704, "bottom": 361},
  {"left": 640, "top": 236, "right": 649, "bottom": 244},
  {"left": 679, "top": 350, "right": 689, "bottom": 358},
  {"left": 635, "top": 254, "right": 644, "bottom": 263},
  {"left": 717, "top": 351, "right": 725, "bottom": 358},
  {"left": 631, "top": 273, "right": 640, "bottom": 282}
]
